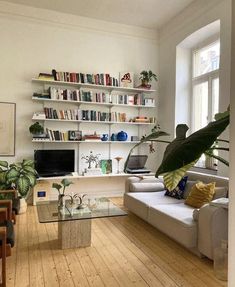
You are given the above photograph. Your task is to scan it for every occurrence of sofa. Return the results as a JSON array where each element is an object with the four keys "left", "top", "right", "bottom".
[{"left": 124, "top": 171, "right": 228, "bottom": 260}]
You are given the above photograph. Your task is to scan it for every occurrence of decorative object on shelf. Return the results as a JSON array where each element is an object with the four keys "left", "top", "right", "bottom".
[
  {"left": 68, "top": 130, "right": 82, "bottom": 141},
  {"left": 111, "top": 133, "right": 116, "bottom": 141},
  {"left": 131, "top": 136, "right": 139, "bottom": 142},
  {"left": 100, "top": 160, "right": 112, "bottom": 174},
  {"left": 101, "top": 134, "right": 109, "bottom": 141},
  {"left": 114, "top": 157, "right": 123, "bottom": 174},
  {"left": 0, "top": 102, "right": 16, "bottom": 156},
  {"left": 84, "top": 132, "right": 101, "bottom": 141},
  {"left": 82, "top": 151, "right": 100, "bottom": 169},
  {"left": 139, "top": 70, "right": 158, "bottom": 89},
  {"left": 52, "top": 178, "right": 73, "bottom": 209},
  {"left": 0, "top": 159, "right": 38, "bottom": 213},
  {"left": 214, "top": 239, "right": 228, "bottom": 281},
  {"left": 29, "top": 122, "right": 45, "bottom": 138},
  {"left": 119, "top": 72, "right": 134, "bottom": 88},
  {"left": 117, "top": 131, "right": 128, "bottom": 141}
]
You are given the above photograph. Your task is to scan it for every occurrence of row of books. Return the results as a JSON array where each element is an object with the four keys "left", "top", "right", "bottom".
[
  {"left": 43, "top": 107, "right": 129, "bottom": 122},
  {"left": 45, "top": 128, "right": 82, "bottom": 141},
  {"left": 33, "top": 87, "right": 155, "bottom": 106},
  {"left": 50, "top": 69, "right": 119, "bottom": 86}
]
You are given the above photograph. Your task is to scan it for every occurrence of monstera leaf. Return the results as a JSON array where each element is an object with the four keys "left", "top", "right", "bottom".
[{"left": 156, "top": 113, "right": 229, "bottom": 190}]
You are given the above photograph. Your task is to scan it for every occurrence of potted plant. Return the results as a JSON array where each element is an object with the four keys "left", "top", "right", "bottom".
[
  {"left": 0, "top": 159, "right": 38, "bottom": 213},
  {"left": 52, "top": 179, "right": 73, "bottom": 208},
  {"left": 29, "top": 122, "right": 44, "bottom": 138},
  {"left": 139, "top": 70, "right": 158, "bottom": 89}
]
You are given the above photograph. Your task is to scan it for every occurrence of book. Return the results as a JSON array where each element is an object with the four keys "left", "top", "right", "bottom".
[{"left": 100, "top": 160, "right": 112, "bottom": 174}]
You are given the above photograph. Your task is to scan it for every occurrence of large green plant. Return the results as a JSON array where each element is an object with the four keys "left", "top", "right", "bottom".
[
  {"left": 125, "top": 110, "right": 229, "bottom": 191},
  {"left": 0, "top": 160, "right": 38, "bottom": 197}
]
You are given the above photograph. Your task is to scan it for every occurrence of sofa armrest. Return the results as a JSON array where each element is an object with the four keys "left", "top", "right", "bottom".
[
  {"left": 198, "top": 203, "right": 228, "bottom": 260},
  {"left": 125, "top": 176, "right": 164, "bottom": 193}
]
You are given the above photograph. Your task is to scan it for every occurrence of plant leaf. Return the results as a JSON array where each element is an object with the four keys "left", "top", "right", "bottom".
[
  {"left": 25, "top": 173, "right": 37, "bottom": 187},
  {"left": 156, "top": 114, "right": 229, "bottom": 176},
  {"left": 0, "top": 161, "right": 8, "bottom": 168},
  {"left": 22, "top": 159, "right": 34, "bottom": 167},
  {"left": 61, "top": 178, "right": 73, "bottom": 187},
  {"left": 52, "top": 183, "right": 62, "bottom": 191},
  {"left": 23, "top": 165, "right": 37, "bottom": 175},
  {"left": 162, "top": 160, "right": 197, "bottom": 191},
  {"left": 17, "top": 176, "right": 30, "bottom": 197},
  {"left": 0, "top": 171, "right": 7, "bottom": 184},
  {"left": 6, "top": 168, "right": 20, "bottom": 182}
]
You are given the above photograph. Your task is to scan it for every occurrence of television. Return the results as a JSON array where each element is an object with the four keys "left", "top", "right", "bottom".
[{"left": 34, "top": 149, "right": 75, "bottom": 177}]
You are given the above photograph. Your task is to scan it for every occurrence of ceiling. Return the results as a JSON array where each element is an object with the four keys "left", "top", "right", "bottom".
[{"left": 3, "top": 0, "right": 194, "bottom": 29}]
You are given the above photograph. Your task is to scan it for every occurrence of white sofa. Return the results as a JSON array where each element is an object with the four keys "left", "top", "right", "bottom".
[{"left": 124, "top": 171, "right": 228, "bottom": 259}]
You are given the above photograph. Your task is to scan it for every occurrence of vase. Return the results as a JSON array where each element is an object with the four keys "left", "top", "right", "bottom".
[
  {"left": 101, "top": 134, "right": 109, "bottom": 141},
  {"left": 18, "top": 197, "right": 27, "bottom": 214},
  {"left": 117, "top": 131, "right": 128, "bottom": 141},
  {"left": 58, "top": 194, "right": 65, "bottom": 209}
]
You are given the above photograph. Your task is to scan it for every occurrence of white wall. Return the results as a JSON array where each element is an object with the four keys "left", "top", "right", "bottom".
[
  {"left": 228, "top": 1, "right": 235, "bottom": 285},
  {"left": 0, "top": 1, "right": 159, "bottom": 195},
  {"left": 158, "top": 0, "right": 231, "bottom": 176}
]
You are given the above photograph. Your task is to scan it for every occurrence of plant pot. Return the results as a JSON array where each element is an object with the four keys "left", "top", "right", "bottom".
[
  {"left": 141, "top": 80, "right": 151, "bottom": 89},
  {"left": 18, "top": 197, "right": 27, "bottom": 214}
]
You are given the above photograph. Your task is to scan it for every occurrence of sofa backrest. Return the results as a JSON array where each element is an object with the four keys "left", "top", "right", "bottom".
[{"left": 186, "top": 171, "right": 228, "bottom": 188}]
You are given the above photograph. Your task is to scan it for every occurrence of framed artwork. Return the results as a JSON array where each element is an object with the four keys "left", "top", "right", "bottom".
[
  {"left": 0, "top": 102, "right": 16, "bottom": 156},
  {"left": 68, "top": 130, "right": 82, "bottom": 141},
  {"left": 119, "top": 72, "right": 134, "bottom": 88},
  {"left": 100, "top": 159, "right": 112, "bottom": 174}
]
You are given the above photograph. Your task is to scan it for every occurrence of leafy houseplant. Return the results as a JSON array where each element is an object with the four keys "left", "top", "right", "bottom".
[
  {"left": 125, "top": 110, "right": 229, "bottom": 191},
  {"left": 52, "top": 179, "right": 73, "bottom": 208},
  {"left": 0, "top": 159, "right": 37, "bottom": 197},
  {"left": 139, "top": 70, "right": 158, "bottom": 88},
  {"left": 29, "top": 122, "right": 44, "bottom": 137}
]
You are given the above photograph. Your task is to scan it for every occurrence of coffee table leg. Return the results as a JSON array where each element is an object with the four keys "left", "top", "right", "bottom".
[{"left": 58, "top": 219, "right": 91, "bottom": 249}]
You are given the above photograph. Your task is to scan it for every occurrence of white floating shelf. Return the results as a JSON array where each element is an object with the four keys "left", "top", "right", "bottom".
[
  {"left": 32, "top": 139, "right": 149, "bottom": 144},
  {"left": 32, "top": 78, "right": 156, "bottom": 94},
  {"left": 37, "top": 172, "right": 155, "bottom": 181},
  {"left": 32, "top": 97, "right": 156, "bottom": 109},
  {"left": 32, "top": 117, "right": 155, "bottom": 125}
]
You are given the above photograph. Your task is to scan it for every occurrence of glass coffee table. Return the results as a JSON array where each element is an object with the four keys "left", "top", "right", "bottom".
[{"left": 37, "top": 197, "right": 127, "bottom": 249}]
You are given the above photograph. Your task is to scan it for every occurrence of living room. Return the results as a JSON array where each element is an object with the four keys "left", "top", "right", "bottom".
[{"left": 0, "top": 0, "right": 235, "bottom": 286}]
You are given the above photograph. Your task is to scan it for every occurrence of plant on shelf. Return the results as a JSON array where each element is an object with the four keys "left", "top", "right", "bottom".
[
  {"left": 139, "top": 70, "right": 158, "bottom": 89},
  {"left": 52, "top": 178, "right": 74, "bottom": 208},
  {"left": 29, "top": 122, "right": 44, "bottom": 137},
  {"left": 125, "top": 109, "right": 229, "bottom": 190}
]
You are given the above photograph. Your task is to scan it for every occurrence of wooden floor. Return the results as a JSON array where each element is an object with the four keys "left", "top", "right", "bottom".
[{"left": 6, "top": 198, "right": 227, "bottom": 287}]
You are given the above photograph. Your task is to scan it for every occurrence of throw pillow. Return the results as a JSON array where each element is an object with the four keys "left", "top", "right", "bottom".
[
  {"left": 185, "top": 181, "right": 216, "bottom": 208},
  {"left": 164, "top": 176, "right": 188, "bottom": 199}
]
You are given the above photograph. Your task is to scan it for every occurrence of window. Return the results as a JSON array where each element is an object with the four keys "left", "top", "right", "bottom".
[{"left": 191, "top": 40, "right": 220, "bottom": 168}]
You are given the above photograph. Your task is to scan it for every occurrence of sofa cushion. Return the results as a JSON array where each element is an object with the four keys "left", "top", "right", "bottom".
[
  {"left": 148, "top": 203, "right": 197, "bottom": 248},
  {"left": 185, "top": 182, "right": 215, "bottom": 208},
  {"left": 130, "top": 182, "right": 165, "bottom": 193},
  {"left": 165, "top": 176, "right": 188, "bottom": 199}
]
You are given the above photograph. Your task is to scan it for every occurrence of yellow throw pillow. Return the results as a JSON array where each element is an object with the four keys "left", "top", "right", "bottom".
[{"left": 185, "top": 181, "right": 216, "bottom": 208}]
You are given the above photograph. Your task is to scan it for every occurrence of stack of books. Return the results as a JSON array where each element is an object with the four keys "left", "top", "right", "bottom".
[
  {"left": 38, "top": 73, "right": 54, "bottom": 81},
  {"left": 133, "top": 116, "right": 150, "bottom": 123},
  {"left": 84, "top": 134, "right": 101, "bottom": 141}
]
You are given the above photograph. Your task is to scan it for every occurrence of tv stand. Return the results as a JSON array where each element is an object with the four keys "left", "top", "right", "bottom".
[{"left": 38, "top": 172, "right": 72, "bottom": 178}]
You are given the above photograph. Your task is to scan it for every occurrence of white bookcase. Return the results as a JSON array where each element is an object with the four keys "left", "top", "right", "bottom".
[{"left": 32, "top": 78, "right": 157, "bottom": 176}]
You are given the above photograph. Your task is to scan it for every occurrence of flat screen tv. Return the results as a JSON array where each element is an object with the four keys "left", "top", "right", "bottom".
[{"left": 34, "top": 149, "right": 75, "bottom": 177}]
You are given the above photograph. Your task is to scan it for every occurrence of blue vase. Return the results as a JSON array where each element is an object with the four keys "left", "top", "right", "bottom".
[
  {"left": 101, "top": 134, "right": 109, "bottom": 141},
  {"left": 111, "top": 133, "right": 116, "bottom": 141},
  {"left": 117, "top": 131, "right": 128, "bottom": 141}
]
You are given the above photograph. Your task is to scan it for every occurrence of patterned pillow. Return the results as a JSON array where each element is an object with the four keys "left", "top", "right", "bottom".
[{"left": 164, "top": 176, "right": 188, "bottom": 199}]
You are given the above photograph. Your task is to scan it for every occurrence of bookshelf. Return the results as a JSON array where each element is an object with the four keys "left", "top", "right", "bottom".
[{"left": 31, "top": 76, "right": 157, "bottom": 176}]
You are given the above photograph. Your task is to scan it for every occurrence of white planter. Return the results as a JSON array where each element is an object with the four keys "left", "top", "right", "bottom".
[{"left": 18, "top": 198, "right": 27, "bottom": 214}]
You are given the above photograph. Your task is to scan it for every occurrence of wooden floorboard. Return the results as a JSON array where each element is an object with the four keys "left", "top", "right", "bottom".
[{"left": 5, "top": 198, "right": 227, "bottom": 287}]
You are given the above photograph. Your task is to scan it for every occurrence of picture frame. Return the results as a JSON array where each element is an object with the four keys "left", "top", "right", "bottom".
[
  {"left": 119, "top": 72, "right": 134, "bottom": 88},
  {"left": 68, "top": 130, "right": 82, "bottom": 141},
  {"left": 100, "top": 159, "right": 112, "bottom": 174},
  {"left": 0, "top": 102, "right": 16, "bottom": 156}
]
